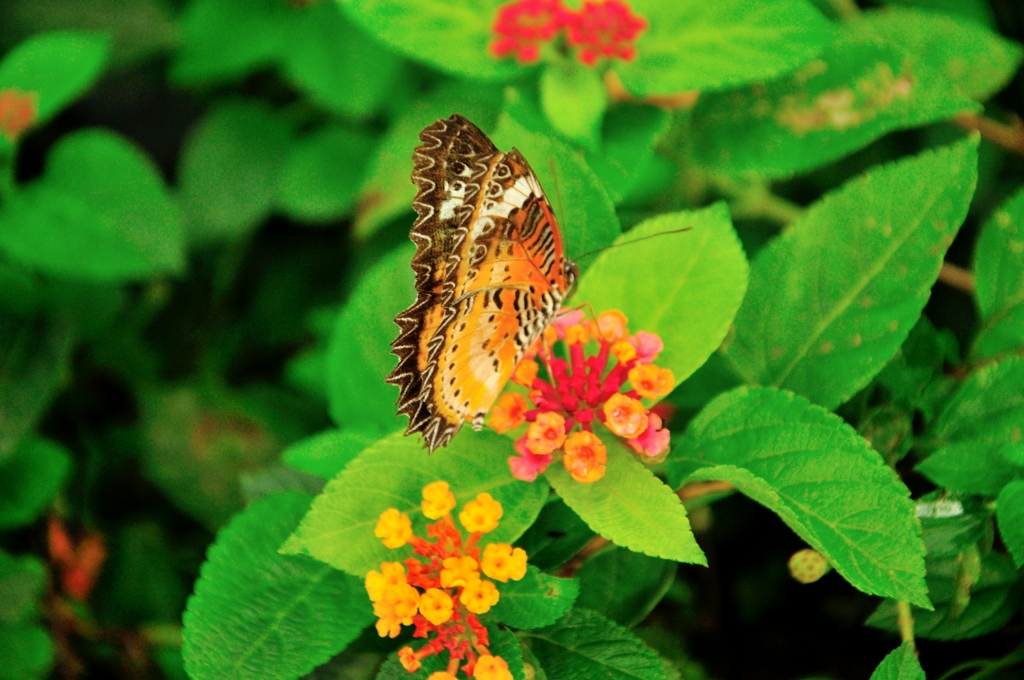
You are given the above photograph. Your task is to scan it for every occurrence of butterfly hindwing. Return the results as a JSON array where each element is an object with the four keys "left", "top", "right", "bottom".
[{"left": 387, "top": 115, "right": 574, "bottom": 451}]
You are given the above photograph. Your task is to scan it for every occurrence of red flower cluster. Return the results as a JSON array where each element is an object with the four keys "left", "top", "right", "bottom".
[
  {"left": 0, "top": 88, "right": 38, "bottom": 142},
  {"left": 490, "top": 310, "right": 673, "bottom": 483},
  {"left": 490, "top": 0, "right": 647, "bottom": 66},
  {"left": 48, "top": 516, "right": 106, "bottom": 602}
]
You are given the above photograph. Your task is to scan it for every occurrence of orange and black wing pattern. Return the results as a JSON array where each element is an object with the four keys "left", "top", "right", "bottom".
[{"left": 386, "top": 114, "right": 575, "bottom": 451}]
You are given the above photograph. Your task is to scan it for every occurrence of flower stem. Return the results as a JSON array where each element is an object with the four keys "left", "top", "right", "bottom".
[{"left": 896, "top": 600, "right": 916, "bottom": 651}]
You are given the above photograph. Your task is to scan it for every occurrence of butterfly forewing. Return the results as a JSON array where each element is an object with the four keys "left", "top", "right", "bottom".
[{"left": 387, "top": 114, "right": 573, "bottom": 451}]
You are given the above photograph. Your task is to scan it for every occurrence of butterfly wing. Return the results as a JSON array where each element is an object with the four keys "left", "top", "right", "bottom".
[{"left": 388, "top": 115, "right": 573, "bottom": 451}]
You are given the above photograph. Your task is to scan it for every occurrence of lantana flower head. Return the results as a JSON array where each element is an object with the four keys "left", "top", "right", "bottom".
[
  {"left": 367, "top": 482, "right": 527, "bottom": 679},
  {"left": 494, "top": 309, "right": 675, "bottom": 482},
  {"left": 490, "top": 0, "right": 647, "bottom": 67}
]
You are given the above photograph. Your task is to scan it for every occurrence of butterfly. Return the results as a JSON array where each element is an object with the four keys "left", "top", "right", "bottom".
[{"left": 386, "top": 114, "right": 578, "bottom": 452}]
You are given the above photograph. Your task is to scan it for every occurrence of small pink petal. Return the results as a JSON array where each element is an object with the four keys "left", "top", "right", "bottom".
[
  {"left": 552, "top": 309, "right": 585, "bottom": 338},
  {"left": 628, "top": 331, "right": 663, "bottom": 364}
]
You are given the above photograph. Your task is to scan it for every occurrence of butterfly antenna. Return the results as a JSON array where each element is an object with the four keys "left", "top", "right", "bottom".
[
  {"left": 547, "top": 158, "right": 567, "bottom": 227},
  {"left": 575, "top": 227, "right": 694, "bottom": 261}
]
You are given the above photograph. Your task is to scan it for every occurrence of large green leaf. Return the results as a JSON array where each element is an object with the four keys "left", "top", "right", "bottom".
[
  {"left": 997, "top": 480, "right": 1024, "bottom": 568},
  {"left": 276, "top": 125, "right": 375, "bottom": 224},
  {"left": 867, "top": 551, "right": 1019, "bottom": 640},
  {"left": 0, "top": 436, "right": 72, "bottom": 531},
  {"left": 572, "top": 203, "right": 748, "bottom": 389},
  {"left": 539, "top": 59, "right": 607, "bottom": 150},
  {"left": 514, "top": 499, "right": 595, "bottom": 571},
  {"left": 869, "top": 643, "right": 924, "bottom": 680},
  {"left": 282, "top": 430, "right": 548, "bottom": 576},
  {"left": 526, "top": 609, "right": 668, "bottom": 680},
  {"left": 0, "top": 625, "right": 54, "bottom": 680},
  {"left": 917, "top": 357, "right": 1024, "bottom": 494},
  {"left": 0, "top": 551, "right": 46, "bottom": 626},
  {"left": 848, "top": 8, "right": 1023, "bottom": 101},
  {"left": 183, "top": 492, "right": 371, "bottom": 680},
  {"left": 281, "top": 429, "right": 381, "bottom": 480},
  {"left": 972, "top": 187, "right": 1024, "bottom": 360},
  {"left": 546, "top": 434, "right": 705, "bottom": 565},
  {"left": 585, "top": 104, "right": 670, "bottom": 205},
  {"left": 575, "top": 547, "right": 675, "bottom": 628},
  {"left": 325, "top": 244, "right": 411, "bottom": 432},
  {"left": 669, "top": 387, "right": 929, "bottom": 607},
  {"left": 616, "top": 0, "right": 833, "bottom": 96},
  {"left": 339, "top": 0, "right": 526, "bottom": 81},
  {"left": 725, "top": 137, "right": 978, "bottom": 410},
  {"left": 691, "top": 33, "right": 979, "bottom": 179},
  {"left": 354, "top": 82, "right": 503, "bottom": 239},
  {"left": 0, "top": 31, "right": 108, "bottom": 127},
  {"left": 491, "top": 566, "right": 579, "bottom": 630},
  {"left": 178, "top": 100, "right": 292, "bottom": 243},
  {"left": 491, "top": 114, "right": 621, "bottom": 267}
]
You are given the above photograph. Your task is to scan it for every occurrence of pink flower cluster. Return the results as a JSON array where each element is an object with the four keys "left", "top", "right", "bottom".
[{"left": 490, "top": 0, "right": 647, "bottom": 66}]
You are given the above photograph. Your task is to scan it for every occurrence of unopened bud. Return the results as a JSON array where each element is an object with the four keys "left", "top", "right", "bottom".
[{"left": 788, "top": 548, "right": 831, "bottom": 584}]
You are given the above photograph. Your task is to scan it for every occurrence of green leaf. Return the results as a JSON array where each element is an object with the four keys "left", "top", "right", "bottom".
[
  {"left": 0, "top": 314, "right": 73, "bottom": 461},
  {"left": 0, "top": 551, "right": 46, "bottom": 626},
  {"left": 866, "top": 551, "right": 1019, "bottom": 640},
  {"left": 276, "top": 125, "right": 375, "bottom": 224},
  {"left": 882, "top": 0, "right": 995, "bottom": 27},
  {"left": 869, "top": 643, "right": 924, "bottom": 680},
  {"left": 281, "top": 429, "right": 381, "bottom": 480},
  {"left": 98, "top": 523, "right": 188, "bottom": 627},
  {"left": 491, "top": 566, "right": 579, "bottom": 630},
  {"left": 339, "top": 0, "right": 526, "bottom": 81},
  {"left": 691, "top": 34, "right": 980, "bottom": 179},
  {"left": 616, "top": 0, "right": 834, "bottom": 96},
  {"left": 585, "top": 104, "right": 670, "bottom": 205},
  {"left": 546, "top": 435, "right": 705, "bottom": 565},
  {"left": 972, "top": 187, "right": 1024, "bottom": 360},
  {"left": 997, "top": 480, "right": 1024, "bottom": 568},
  {"left": 354, "top": 82, "right": 503, "bottom": 240},
  {"left": 575, "top": 547, "right": 675, "bottom": 628},
  {"left": 514, "top": 499, "right": 596, "bottom": 571},
  {"left": 282, "top": 430, "right": 548, "bottom": 577},
  {"left": 326, "top": 244, "right": 411, "bottom": 431},
  {"left": 725, "top": 137, "right": 979, "bottom": 410},
  {"left": 917, "top": 494, "right": 989, "bottom": 559},
  {"left": 848, "top": 8, "right": 1023, "bottom": 101},
  {"left": 0, "top": 31, "right": 108, "bottom": 127},
  {"left": 669, "top": 386, "right": 930, "bottom": 607},
  {"left": 526, "top": 609, "right": 668, "bottom": 680},
  {"left": 0, "top": 436, "right": 72, "bottom": 530},
  {"left": 918, "top": 356, "right": 1024, "bottom": 495},
  {"left": 0, "top": 625, "right": 54, "bottom": 680},
  {"left": 178, "top": 100, "right": 292, "bottom": 243},
  {"left": 375, "top": 652, "right": 446, "bottom": 680},
  {"left": 491, "top": 114, "right": 621, "bottom": 267},
  {"left": 539, "top": 60, "right": 608, "bottom": 150},
  {"left": 573, "top": 203, "right": 748, "bottom": 389},
  {"left": 183, "top": 492, "right": 372, "bottom": 680},
  {"left": 281, "top": 3, "right": 407, "bottom": 119}
]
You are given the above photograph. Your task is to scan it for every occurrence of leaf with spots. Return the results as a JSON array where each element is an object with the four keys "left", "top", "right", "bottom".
[
  {"left": 725, "top": 136, "right": 978, "bottom": 410},
  {"left": 281, "top": 430, "right": 547, "bottom": 577},
  {"left": 690, "top": 32, "right": 979, "bottom": 179},
  {"left": 491, "top": 566, "right": 579, "bottom": 629},
  {"left": 972, "top": 187, "right": 1024, "bottom": 360},
  {"left": 668, "top": 386, "right": 930, "bottom": 608}
]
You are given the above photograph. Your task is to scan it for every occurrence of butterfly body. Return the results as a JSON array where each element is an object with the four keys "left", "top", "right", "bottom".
[{"left": 387, "top": 114, "right": 576, "bottom": 451}]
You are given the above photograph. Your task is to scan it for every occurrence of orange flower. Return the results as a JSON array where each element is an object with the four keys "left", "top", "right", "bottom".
[
  {"left": 481, "top": 543, "right": 528, "bottom": 582},
  {"left": 489, "top": 393, "right": 529, "bottom": 434},
  {"left": 596, "top": 310, "right": 628, "bottom": 341},
  {"left": 603, "top": 394, "right": 648, "bottom": 438},
  {"left": 460, "top": 578, "right": 500, "bottom": 614},
  {"left": 512, "top": 359, "right": 539, "bottom": 386},
  {"left": 525, "top": 411, "right": 566, "bottom": 455},
  {"left": 422, "top": 481, "right": 456, "bottom": 519},
  {"left": 375, "top": 508, "right": 412, "bottom": 548},
  {"left": 365, "top": 561, "right": 406, "bottom": 601},
  {"left": 610, "top": 340, "right": 637, "bottom": 364},
  {"left": 459, "top": 493, "right": 503, "bottom": 533},
  {"left": 474, "top": 655, "right": 514, "bottom": 680},
  {"left": 564, "top": 324, "right": 590, "bottom": 345},
  {"left": 428, "top": 673, "right": 459, "bottom": 680},
  {"left": 562, "top": 431, "right": 607, "bottom": 483},
  {"left": 399, "top": 646, "right": 421, "bottom": 672},
  {"left": 419, "top": 588, "right": 455, "bottom": 625},
  {"left": 440, "top": 555, "right": 479, "bottom": 588},
  {"left": 628, "top": 364, "right": 674, "bottom": 399}
]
